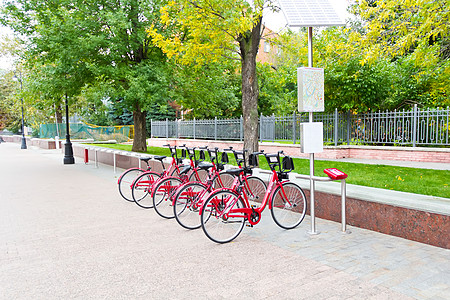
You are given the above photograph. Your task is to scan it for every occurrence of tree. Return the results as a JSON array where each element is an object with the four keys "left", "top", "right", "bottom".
[
  {"left": 1, "top": 0, "right": 174, "bottom": 152},
  {"left": 350, "top": 0, "right": 450, "bottom": 107},
  {"left": 149, "top": 0, "right": 280, "bottom": 152}
]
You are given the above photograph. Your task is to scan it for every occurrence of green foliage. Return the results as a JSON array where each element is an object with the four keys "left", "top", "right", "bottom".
[
  {"left": 146, "top": 102, "right": 176, "bottom": 121},
  {"left": 149, "top": 0, "right": 265, "bottom": 65},
  {"left": 323, "top": 55, "right": 394, "bottom": 112},
  {"left": 173, "top": 60, "right": 242, "bottom": 119},
  {"left": 0, "top": 70, "right": 40, "bottom": 134},
  {"left": 257, "top": 62, "right": 297, "bottom": 115},
  {"left": 350, "top": 0, "right": 450, "bottom": 107},
  {"left": 0, "top": 72, "right": 16, "bottom": 130}
]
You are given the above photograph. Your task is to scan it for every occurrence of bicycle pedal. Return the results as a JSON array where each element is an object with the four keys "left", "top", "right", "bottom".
[{"left": 246, "top": 224, "right": 253, "bottom": 228}]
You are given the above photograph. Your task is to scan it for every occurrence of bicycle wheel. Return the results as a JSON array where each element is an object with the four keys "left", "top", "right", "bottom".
[
  {"left": 131, "top": 171, "right": 161, "bottom": 209},
  {"left": 152, "top": 177, "right": 183, "bottom": 219},
  {"left": 173, "top": 182, "right": 209, "bottom": 230},
  {"left": 189, "top": 168, "right": 209, "bottom": 182},
  {"left": 201, "top": 190, "right": 246, "bottom": 244},
  {"left": 271, "top": 182, "right": 307, "bottom": 229},
  {"left": 212, "top": 172, "right": 235, "bottom": 189},
  {"left": 118, "top": 168, "right": 144, "bottom": 202},
  {"left": 244, "top": 176, "right": 267, "bottom": 204}
]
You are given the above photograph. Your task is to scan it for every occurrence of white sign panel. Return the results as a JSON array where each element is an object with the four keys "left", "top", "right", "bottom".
[
  {"left": 300, "top": 122, "right": 323, "bottom": 153},
  {"left": 298, "top": 67, "right": 324, "bottom": 112}
]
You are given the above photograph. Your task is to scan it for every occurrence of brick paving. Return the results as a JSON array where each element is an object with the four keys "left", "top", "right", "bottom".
[{"left": 0, "top": 142, "right": 448, "bottom": 299}]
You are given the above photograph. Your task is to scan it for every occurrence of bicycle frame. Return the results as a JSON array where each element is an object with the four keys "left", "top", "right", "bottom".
[{"left": 206, "top": 168, "right": 293, "bottom": 226}]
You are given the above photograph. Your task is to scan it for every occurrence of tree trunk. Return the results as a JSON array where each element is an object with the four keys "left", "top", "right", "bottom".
[
  {"left": 132, "top": 104, "right": 147, "bottom": 152},
  {"left": 239, "top": 17, "right": 262, "bottom": 153},
  {"left": 55, "top": 104, "right": 63, "bottom": 123}
]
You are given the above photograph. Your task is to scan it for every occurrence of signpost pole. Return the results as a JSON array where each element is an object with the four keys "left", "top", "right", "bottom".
[{"left": 307, "top": 27, "right": 318, "bottom": 235}]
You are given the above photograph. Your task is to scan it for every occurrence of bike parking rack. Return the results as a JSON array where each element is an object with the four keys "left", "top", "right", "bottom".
[
  {"left": 85, "top": 145, "right": 158, "bottom": 174},
  {"left": 85, "top": 146, "right": 113, "bottom": 170},
  {"left": 294, "top": 173, "right": 349, "bottom": 233},
  {"left": 256, "top": 167, "right": 349, "bottom": 234}
]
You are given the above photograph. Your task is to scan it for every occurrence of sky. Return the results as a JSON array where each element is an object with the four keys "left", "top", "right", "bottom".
[{"left": 0, "top": 0, "right": 351, "bottom": 70}]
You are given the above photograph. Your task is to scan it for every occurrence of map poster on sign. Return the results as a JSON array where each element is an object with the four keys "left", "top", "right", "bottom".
[{"left": 297, "top": 67, "right": 324, "bottom": 112}]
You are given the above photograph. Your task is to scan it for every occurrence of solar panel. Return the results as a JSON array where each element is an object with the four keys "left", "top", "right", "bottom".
[{"left": 278, "top": 0, "right": 345, "bottom": 27}]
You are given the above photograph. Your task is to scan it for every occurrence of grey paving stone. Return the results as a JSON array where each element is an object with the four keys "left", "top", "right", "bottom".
[{"left": 0, "top": 143, "right": 447, "bottom": 299}]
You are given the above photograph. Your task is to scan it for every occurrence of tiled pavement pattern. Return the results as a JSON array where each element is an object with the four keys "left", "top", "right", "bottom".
[{"left": 0, "top": 142, "right": 448, "bottom": 299}]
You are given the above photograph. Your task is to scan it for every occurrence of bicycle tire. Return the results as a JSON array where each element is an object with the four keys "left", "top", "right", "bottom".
[
  {"left": 243, "top": 176, "right": 267, "bottom": 204},
  {"left": 270, "top": 182, "right": 307, "bottom": 229},
  {"left": 152, "top": 176, "right": 183, "bottom": 219},
  {"left": 118, "top": 168, "right": 144, "bottom": 202},
  {"left": 173, "top": 182, "right": 209, "bottom": 230},
  {"left": 212, "top": 172, "right": 235, "bottom": 189},
  {"left": 201, "top": 190, "right": 246, "bottom": 244},
  {"left": 131, "top": 171, "right": 161, "bottom": 209},
  {"left": 188, "top": 168, "right": 209, "bottom": 182}
]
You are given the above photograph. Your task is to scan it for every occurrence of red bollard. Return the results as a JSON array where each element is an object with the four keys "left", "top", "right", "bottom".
[{"left": 84, "top": 149, "right": 89, "bottom": 164}]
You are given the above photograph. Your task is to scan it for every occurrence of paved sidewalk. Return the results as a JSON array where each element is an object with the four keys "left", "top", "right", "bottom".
[{"left": 0, "top": 142, "right": 448, "bottom": 299}]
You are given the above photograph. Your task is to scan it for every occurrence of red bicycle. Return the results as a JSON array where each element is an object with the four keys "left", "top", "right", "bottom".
[
  {"left": 130, "top": 144, "right": 186, "bottom": 208},
  {"left": 200, "top": 150, "right": 307, "bottom": 243}
]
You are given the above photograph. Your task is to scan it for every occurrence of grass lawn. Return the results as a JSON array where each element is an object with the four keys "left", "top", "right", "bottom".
[{"left": 86, "top": 143, "right": 450, "bottom": 198}]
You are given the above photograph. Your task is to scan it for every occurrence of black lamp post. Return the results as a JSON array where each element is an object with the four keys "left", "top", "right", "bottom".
[
  {"left": 12, "top": 72, "right": 27, "bottom": 149},
  {"left": 63, "top": 93, "right": 75, "bottom": 164}
]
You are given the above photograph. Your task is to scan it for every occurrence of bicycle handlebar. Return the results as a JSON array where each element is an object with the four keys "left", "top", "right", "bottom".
[{"left": 252, "top": 150, "right": 265, "bottom": 156}]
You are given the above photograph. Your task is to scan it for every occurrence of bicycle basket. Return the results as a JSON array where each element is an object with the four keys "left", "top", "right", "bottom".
[
  {"left": 248, "top": 153, "right": 258, "bottom": 167},
  {"left": 199, "top": 150, "right": 206, "bottom": 161},
  {"left": 221, "top": 151, "right": 229, "bottom": 164},
  {"left": 282, "top": 156, "right": 294, "bottom": 172}
]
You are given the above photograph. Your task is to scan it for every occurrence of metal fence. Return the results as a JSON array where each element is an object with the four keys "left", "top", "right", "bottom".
[{"left": 151, "top": 105, "right": 450, "bottom": 147}]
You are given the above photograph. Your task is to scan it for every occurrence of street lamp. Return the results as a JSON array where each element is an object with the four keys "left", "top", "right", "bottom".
[
  {"left": 12, "top": 71, "right": 27, "bottom": 149},
  {"left": 63, "top": 93, "right": 75, "bottom": 164}
]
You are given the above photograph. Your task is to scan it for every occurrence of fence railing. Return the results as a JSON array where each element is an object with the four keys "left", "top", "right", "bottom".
[{"left": 150, "top": 105, "right": 450, "bottom": 147}]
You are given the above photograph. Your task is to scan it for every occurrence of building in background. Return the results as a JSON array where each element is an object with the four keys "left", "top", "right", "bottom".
[{"left": 256, "top": 26, "right": 279, "bottom": 66}]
